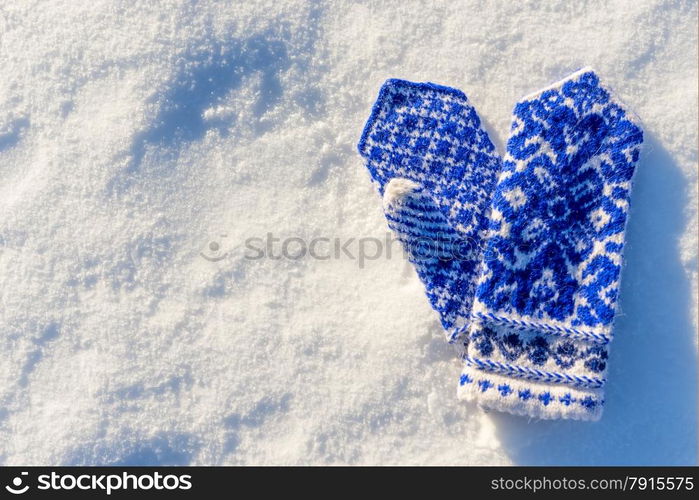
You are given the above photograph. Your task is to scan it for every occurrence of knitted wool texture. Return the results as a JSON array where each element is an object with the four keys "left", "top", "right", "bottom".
[
  {"left": 357, "top": 69, "right": 643, "bottom": 421},
  {"left": 357, "top": 80, "right": 502, "bottom": 346}
]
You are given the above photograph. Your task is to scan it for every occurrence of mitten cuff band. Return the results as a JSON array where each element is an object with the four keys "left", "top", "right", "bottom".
[
  {"left": 465, "top": 312, "right": 613, "bottom": 344},
  {"left": 459, "top": 313, "right": 610, "bottom": 419},
  {"left": 457, "top": 366, "right": 604, "bottom": 421}
]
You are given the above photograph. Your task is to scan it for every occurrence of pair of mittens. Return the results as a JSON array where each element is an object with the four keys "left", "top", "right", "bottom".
[{"left": 358, "top": 68, "right": 643, "bottom": 421}]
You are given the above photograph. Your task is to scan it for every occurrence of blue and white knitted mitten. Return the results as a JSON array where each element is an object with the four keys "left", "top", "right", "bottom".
[
  {"left": 358, "top": 70, "right": 642, "bottom": 421},
  {"left": 458, "top": 68, "right": 643, "bottom": 420},
  {"left": 357, "top": 80, "right": 501, "bottom": 345}
]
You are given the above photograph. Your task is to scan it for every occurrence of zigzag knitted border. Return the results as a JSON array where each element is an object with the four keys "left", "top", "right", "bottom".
[
  {"left": 462, "top": 355, "right": 606, "bottom": 389},
  {"left": 448, "top": 313, "right": 612, "bottom": 345}
]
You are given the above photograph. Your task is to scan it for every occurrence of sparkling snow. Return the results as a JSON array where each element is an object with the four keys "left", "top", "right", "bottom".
[{"left": 0, "top": 0, "right": 696, "bottom": 464}]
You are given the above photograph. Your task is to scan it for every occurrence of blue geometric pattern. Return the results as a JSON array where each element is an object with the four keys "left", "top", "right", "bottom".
[
  {"left": 473, "top": 69, "right": 643, "bottom": 330},
  {"left": 381, "top": 178, "right": 483, "bottom": 345},
  {"left": 358, "top": 69, "right": 642, "bottom": 421},
  {"left": 357, "top": 80, "right": 501, "bottom": 241},
  {"left": 358, "top": 80, "right": 501, "bottom": 340},
  {"left": 458, "top": 69, "right": 642, "bottom": 420},
  {"left": 467, "top": 323, "right": 609, "bottom": 377},
  {"left": 459, "top": 372, "right": 603, "bottom": 412}
]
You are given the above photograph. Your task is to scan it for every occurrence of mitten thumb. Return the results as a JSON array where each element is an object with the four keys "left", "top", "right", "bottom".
[
  {"left": 383, "top": 178, "right": 482, "bottom": 343},
  {"left": 383, "top": 178, "right": 472, "bottom": 263}
]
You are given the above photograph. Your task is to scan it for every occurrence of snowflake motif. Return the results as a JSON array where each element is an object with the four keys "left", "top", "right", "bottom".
[{"left": 476, "top": 70, "right": 643, "bottom": 327}]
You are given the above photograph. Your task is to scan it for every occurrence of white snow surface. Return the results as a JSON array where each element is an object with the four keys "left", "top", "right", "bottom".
[{"left": 0, "top": 0, "right": 696, "bottom": 465}]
